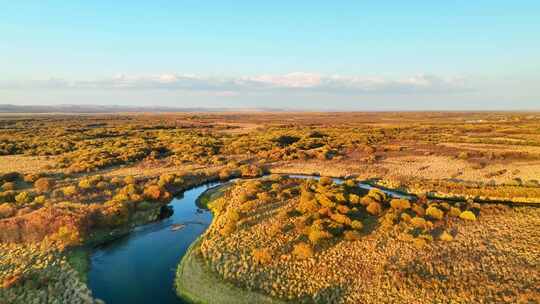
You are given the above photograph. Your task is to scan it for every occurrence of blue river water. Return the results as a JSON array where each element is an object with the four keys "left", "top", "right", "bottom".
[{"left": 88, "top": 181, "right": 221, "bottom": 304}]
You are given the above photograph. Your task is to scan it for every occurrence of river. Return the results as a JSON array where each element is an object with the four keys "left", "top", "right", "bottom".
[
  {"left": 88, "top": 181, "right": 221, "bottom": 304},
  {"left": 87, "top": 175, "right": 413, "bottom": 304}
]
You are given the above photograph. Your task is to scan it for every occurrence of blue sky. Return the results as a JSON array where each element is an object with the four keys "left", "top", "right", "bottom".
[{"left": 1, "top": 1, "right": 539, "bottom": 110}]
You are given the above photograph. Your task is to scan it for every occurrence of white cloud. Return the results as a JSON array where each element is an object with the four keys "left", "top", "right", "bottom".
[{"left": 0, "top": 72, "right": 469, "bottom": 94}]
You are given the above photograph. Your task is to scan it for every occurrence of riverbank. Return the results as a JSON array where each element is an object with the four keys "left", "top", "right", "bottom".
[
  {"left": 176, "top": 181, "right": 286, "bottom": 304},
  {"left": 175, "top": 237, "right": 285, "bottom": 304},
  {"left": 195, "top": 182, "right": 234, "bottom": 210}
]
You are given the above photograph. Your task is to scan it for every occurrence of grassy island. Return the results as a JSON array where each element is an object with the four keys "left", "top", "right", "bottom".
[{"left": 176, "top": 175, "right": 540, "bottom": 303}]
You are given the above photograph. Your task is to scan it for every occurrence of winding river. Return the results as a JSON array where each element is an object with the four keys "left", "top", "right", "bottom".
[
  {"left": 88, "top": 181, "right": 221, "bottom": 304},
  {"left": 87, "top": 176, "right": 413, "bottom": 304}
]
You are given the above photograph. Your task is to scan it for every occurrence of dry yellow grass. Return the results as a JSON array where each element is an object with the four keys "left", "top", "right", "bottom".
[
  {"left": 440, "top": 142, "right": 540, "bottom": 155},
  {"left": 272, "top": 154, "right": 540, "bottom": 185},
  {"left": 197, "top": 179, "right": 540, "bottom": 303},
  {"left": 101, "top": 160, "right": 224, "bottom": 178},
  {"left": 0, "top": 156, "right": 57, "bottom": 174},
  {"left": 380, "top": 155, "right": 540, "bottom": 184}
]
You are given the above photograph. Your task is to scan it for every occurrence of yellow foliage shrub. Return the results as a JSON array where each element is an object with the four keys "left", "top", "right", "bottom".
[
  {"left": 367, "top": 188, "right": 386, "bottom": 202},
  {"left": 308, "top": 228, "right": 332, "bottom": 245},
  {"left": 33, "top": 195, "right": 46, "bottom": 204},
  {"left": 350, "top": 220, "right": 363, "bottom": 230},
  {"left": 62, "top": 185, "right": 78, "bottom": 197},
  {"left": 15, "top": 191, "right": 32, "bottom": 205},
  {"left": 292, "top": 242, "right": 314, "bottom": 259},
  {"left": 334, "top": 192, "right": 346, "bottom": 202},
  {"left": 344, "top": 230, "right": 361, "bottom": 241},
  {"left": 449, "top": 207, "right": 461, "bottom": 217},
  {"left": 319, "top": 176, "right": 333, "bottom": 186},
  {"left": 220, "top": 222, "right": 236, "bottom": 236},
  {"left": 316, "top": 193, "right": 336, "bottom": 208},
  {"left": 78, "top": 179, "right": 93, "bottom": 189},
  {"left": 412, "top": 204, "right": 425, "bottom": 216},
  {"left": 390, "top": 199, "right": 411, "bottom": 210},
  {"left": 143, "top": 185, "right": 162, "bottom": 201},
  {"left": 400, "top": 213, "right": 412, "bottom": 222},
  {"left": 426, "top": 206, "right": 444, "bottom": 220},
  {"left": 410, "top": 216, "right": 427, "bottom": 229},
  {"left": 297, "top": 190, "right": 318, "bottom": 213},
  {"left": 158, "top": 174, "right": 175, "bottom": 187},
  {"left": 226, "top": 210, "right": 241, "bottom": 222},
  {"left": 336, "top": 204, "right": 350, "bottom": 214},
  {"left": 439, "top": 231, "right": 453, "bottom": 241},
  {"left": 348, "top": 193, "right": 360, "bottom": 204},
  {"left": 459, "top": 210, "right": 477, "bottom": 221},
  {"left": 344, "top": 179, "right": 356, "bottom": 187},
  {"left": 366, "top": 202, "right": 382, "bottom": 215},
  {"left": 330, "top": 213, "right": 351, "bottom": 225},
  {"left": 49, "top": 225, "right": 81, "bottom": 249},
  {"left": 360, "top": 195, "right": 377, "bottom": 206}
]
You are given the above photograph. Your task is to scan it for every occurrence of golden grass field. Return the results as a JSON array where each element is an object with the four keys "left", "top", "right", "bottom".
[{"left": 0, "top": 111, "right": 539, "bottom": 303}]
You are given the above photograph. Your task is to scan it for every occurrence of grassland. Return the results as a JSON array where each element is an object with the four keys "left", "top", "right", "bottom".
[
  {"left": 182, "top": 176, "right": 539, "bottom": 303},
  {"left": 0, "top": 243, "right": 99, "bottom": 304},
  {"left": 0, "top": 111, "right": 539, "bottom": 303}
]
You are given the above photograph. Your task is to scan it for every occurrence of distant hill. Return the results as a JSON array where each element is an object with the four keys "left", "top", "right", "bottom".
[{"left": 0, "top": 104, "right": 286, "bottom": 113}]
